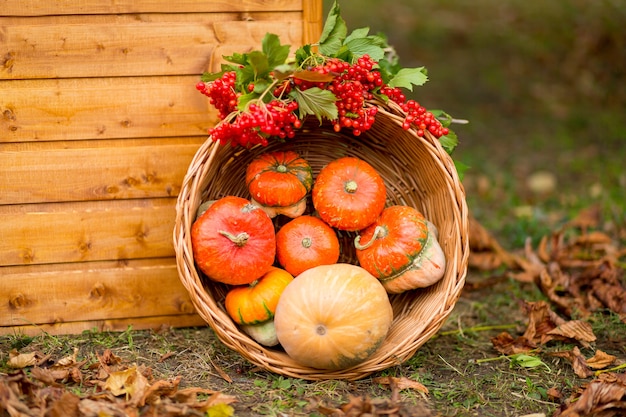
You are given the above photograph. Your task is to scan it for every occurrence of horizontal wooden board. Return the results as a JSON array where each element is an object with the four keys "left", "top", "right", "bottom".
[
  {"left": 0, "top": 0, "right": 303, "bottom": 16},
  {"left": 0, "top": 199, "right": 179, "bottom": 267},
  {"left": 1, "top": 75, "right": 217, "bottom": 142},
  {"left": 1, "top": 18, "right": 304, "bottom": 79},
  {"left": 0, "top": 258, "right": 206, "bottom": 333},
  {"left": 0, "top": 137, "right": 206, "bottom": 205},
  {"left": 1, "top": 314, "right": 207, "bottom": 337}
]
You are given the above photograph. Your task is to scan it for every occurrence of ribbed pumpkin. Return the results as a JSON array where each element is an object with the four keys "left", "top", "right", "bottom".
[
  {"left": 355, "top": 205, "right": 446, "bottom": 293},
  {"left": 274, "top": 263, "right": 393, "bottom": 370},
  {"left": 312, "top": 156, "right": 386, "bottom": 231},
  {"left": 225, "top": 267, "right": 294, "bottom": 346},
  {"left": 245, "top": 150, "right": 313, "bottom": 218},
  {"left": 191, "top": 196, "right": 276, "bottom": 285},
  {"left": 275, "top": 215, "right": 340, "bottom": 276}
]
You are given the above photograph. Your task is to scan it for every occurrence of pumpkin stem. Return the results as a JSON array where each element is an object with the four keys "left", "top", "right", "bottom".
[
  {"left": 354, "top": 225, "right": 386, "bottom": 250},
  {"left": 301, "top": 237, "right": 312, "bottom": 249},
  {"left": 219, "top": 230, "right": 249, "bottom": 247},
  {"left": 344, "top": 180, "right": 358, "bottom": 194},
  {"left": 276, "top": 163, "right": 288, "bottom": 173}
]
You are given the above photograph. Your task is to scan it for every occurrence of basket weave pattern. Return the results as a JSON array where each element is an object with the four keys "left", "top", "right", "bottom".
[{"left": 174, "top": 98, "right": 470, "bottom": 380}]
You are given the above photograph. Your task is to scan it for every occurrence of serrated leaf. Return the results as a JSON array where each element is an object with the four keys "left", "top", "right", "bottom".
[
  {"left": 344, "top": 27, "right": 370, "bottom": 43},
  {"left": 439, "top": 131, "right": 458, "bottom": 155},
  {"left": 387, "top": 67, "right": 428, "bottom": 91},
  {"left": 262, "top": 33, "right": 290, "bottom": 68},
  {"left": 318, "top": 1, "right": 348, "bottom": 56},
  {"left": 247, "top": 50, "right": 271, "bottom": 80},
  {"left": 344, "top": 37, "right": 386, "bottom": 61},
  {"left": 295, "top": 44, "right": 313, "bottom": 66},
  {"left": 290, "top": 87, "right": 338, "bottom": 123},
  {"left": 223, "top": 52, "right": 248, "bottom": 66}
]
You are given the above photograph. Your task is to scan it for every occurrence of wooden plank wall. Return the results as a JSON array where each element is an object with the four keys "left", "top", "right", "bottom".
[{"left": 1, "top": 0, "right": 322, "bottom": 336}]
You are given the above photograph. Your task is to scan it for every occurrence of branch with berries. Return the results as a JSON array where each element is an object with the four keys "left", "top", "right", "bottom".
[{"left": 196, "top": 1, "right": 460, "bottom": 156}]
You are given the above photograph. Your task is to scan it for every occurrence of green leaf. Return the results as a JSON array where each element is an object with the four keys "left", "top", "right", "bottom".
[
  {"left": 237, "top": 92, "right": 259, "bottom": 111},
  {"left": 344, "top": 27, "right": 370, "bottom": 44},
  {"left": 262, "top": 33, "right": 290, "bottom": 68},
  {"left": 439, "top": 130, "right": 458, "bottom": 155},
  {"left": 454, "top": 159, "right": 469, "bottom": 181},
  {"left": 223, "top": 52, "right": 248, "bottom": 66},
  {"left": 200, "top": 71, "right": 225, "bottom": 82},
  {"left": 318, "top": 1, "right": 348, "bottom": 56},
  {"left": 294, "top": 44, "right": 313, "bottom": 66},
  {"left": 344, "top": 37, "right": 386, "bottom": 62},
  {"left": 509, "top": 354, "right": 550, "bottom": 370},
  {"left": 290, "top": 87, "right": 338, "bottom": 123},
  {"left": 387, "top": 67, "right": 428, "bottom": 91},
  {"left": 247, "top": 50, "right": 271, "bottom": 80}
]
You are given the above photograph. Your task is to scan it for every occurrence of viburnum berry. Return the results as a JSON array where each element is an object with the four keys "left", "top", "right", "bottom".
[{"left": 196, "top": 71, "right": 239, "bottom": 120}]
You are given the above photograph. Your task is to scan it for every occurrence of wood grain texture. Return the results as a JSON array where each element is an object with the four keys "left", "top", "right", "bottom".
[
  {"left": 0, "top": 199, "right": 179, "bottom": 267},
  {"left": 0, "top": 258, "right": 206, "bottom": 335},
  {"left": 0, "top": 0, "right": 322, "bottom": 334},
  {"left": 0, "top": 0, "right": 303, "bottom": 16},
  {"left": 1, "top": 76, "right": 215, "bottom": 142},
  {"left": 0, "top": 137, "right": 206, "bottom": 205},
  {"left": 1, "top": 17, "right": 303, "bottom": 79},
  {"left": 1, "top": 314, "right": 207, "bottom": 337},
  {"left": 0, "top": 258, "right": 199, "bottom": 327}
]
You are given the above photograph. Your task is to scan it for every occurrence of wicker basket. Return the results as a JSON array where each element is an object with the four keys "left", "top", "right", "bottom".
[{"left": 173, "top": 98, "right": 470, "bottom": 381}]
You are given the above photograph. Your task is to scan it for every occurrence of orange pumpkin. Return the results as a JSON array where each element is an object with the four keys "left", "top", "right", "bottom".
[
  {"left": 355, "top": 205, "right": 446, "bottom": 293},
  {"left": 191, "top": 196, "right": 276, "bottom": 285},
  {"left": 246, "top": 150, "right": 313, "bottom": 218},
  {"left": 274, "top": 263, "right": 393, "bottom": 370},
  {"left": 312, "top": 156, "right": 386, "bottom": 231},
  {"left": 225, "top": 267, "right": 294, "bottom": 346},
  {"left": 275, "top": 215, "right": 340, "bottom": 276}
]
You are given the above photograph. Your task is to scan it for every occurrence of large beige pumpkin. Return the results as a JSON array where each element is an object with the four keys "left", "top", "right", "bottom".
[{"left": 274, "top": 263, "right": 393, "bottom": 370}]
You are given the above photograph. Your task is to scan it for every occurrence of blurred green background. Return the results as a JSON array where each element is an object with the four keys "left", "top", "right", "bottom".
[{"left": 323, "top": 0, "right": 626, "bottom": 246}]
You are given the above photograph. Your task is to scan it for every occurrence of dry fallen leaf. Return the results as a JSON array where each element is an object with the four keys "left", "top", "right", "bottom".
[
  {"left": 490, "top": 331, "right": 537, "bottom": 355},
  {"left": 373, "top": 376, "right": 429, "bottom": 394},
  {"left": 556, "top": 372, "right": 626, "bottom": 417},
  {"left": 7, "top": 350, "right": 39, "bottom": 369}
]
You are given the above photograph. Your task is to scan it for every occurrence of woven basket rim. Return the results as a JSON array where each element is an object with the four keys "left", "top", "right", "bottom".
[{"left": 173, "top": 98, "right": 470, "bottom": 380}]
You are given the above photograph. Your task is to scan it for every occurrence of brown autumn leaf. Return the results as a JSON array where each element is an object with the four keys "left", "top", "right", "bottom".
[
  {"left": 556, "top": 372, "right": 626, "bottom": 417},
  {"left": 7, "top": 350, "right": 41, "bottom": 369},
  {"left": 373, "top": 376, "right": 429, "bottom": 394},
  {"left": 547, "top": 387, "right": 563, "bottom": 401},
  {"left": 544, "top": 320, "right": 596, "bottom": 348},
  {"left": 103, "top": 365, "right": 149, "bottom": 403},
  {"left": 47, "top": 391, "right": 80, "bottom": 417},
  {"left": 468, "top": 215, "right": 524, "bottom": 271},
  {"left": 521, "top": 300, "right": 597, "bottom": 347},
  {"left": 522, "top": 300, "right": 566, "bottom": 344},
  {"left": 508, "top": 237, "right": 546, "bottom": 283},
  {"left": 491, "top": 331, "right": 537, "bottom": 355},
  {"left": 549, "top": 346, "right": 594, "bottom": 378},
  {"left": 566, "top": 204, "right": 602, "bottom": 231},
  {"left": 586, "top": 349, "right": 618, "bottom": 370}
]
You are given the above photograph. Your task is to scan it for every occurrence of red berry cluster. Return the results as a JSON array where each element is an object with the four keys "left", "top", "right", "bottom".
[
  {"left": 197, "top": 55, "right": 450, "bottom": 147},
  {"left": 380, "top": 86, "right": 449, "bottom": 138},
  {"left": 208, "top": 100, "right": 300, "bottom": 147},
  {"left": 196, "top": 71, "right": 238, "bottom": 119}
]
